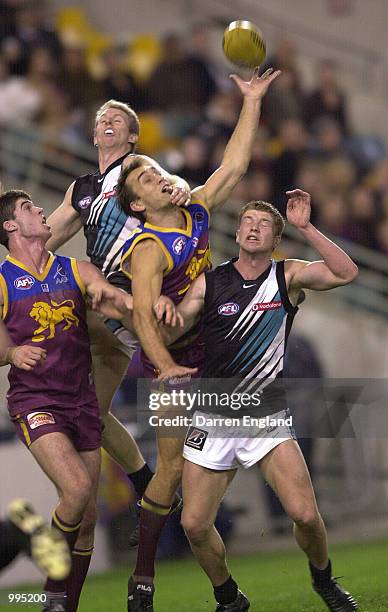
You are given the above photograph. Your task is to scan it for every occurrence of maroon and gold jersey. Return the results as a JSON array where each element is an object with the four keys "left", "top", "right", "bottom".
[{"left": 0, "top": 253, "right": 96, "bottom": 417}]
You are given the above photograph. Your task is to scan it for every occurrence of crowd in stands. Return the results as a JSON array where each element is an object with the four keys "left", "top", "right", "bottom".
[{"left": 0, "top": 0, "right": 387, "bottom": 254}]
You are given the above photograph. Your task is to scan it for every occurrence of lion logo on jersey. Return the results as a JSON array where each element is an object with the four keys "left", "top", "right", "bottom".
[{"left": 29, "top": 299, "right": 79, "bottom": 342}]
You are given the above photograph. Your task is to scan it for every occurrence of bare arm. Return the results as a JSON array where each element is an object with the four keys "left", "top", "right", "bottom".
[
  {"left": 76, "top": 261, "right": 133, "bottom": 319},
  {"left": 46, "top": 182, "right": 83, "bottom": 251},
  {"left": 130, "top": 240, "right": 198, "bottom": 379},
  {"left": 285, "top": 189, "right": 359, "bottom": 293},
  {"left": 192, "top": 68, "right": 280, "bottom": 211},
  {"left": 160, "top": 274, "right": 206, "bottom": 346}
]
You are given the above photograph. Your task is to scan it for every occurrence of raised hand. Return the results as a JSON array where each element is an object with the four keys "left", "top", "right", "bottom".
[
  {"left": 286, "top": 189, "right": 312, "bottom": 229},
  {"left": 230, "top": 67, "right": 281, "bottom": 100}
]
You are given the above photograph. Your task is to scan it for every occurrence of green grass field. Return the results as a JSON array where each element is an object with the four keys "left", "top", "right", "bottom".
[{"left": 1, "top": 540, "right": 387, "bottom": 611}]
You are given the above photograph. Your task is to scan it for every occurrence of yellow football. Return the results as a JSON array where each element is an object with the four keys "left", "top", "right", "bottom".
[{"left": 222, "top": 20, "right": 266, "bottom": 68}]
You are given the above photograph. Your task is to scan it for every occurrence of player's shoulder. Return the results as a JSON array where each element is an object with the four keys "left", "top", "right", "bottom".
[
  {"left": 187, "top": 197, "right": 210, "bottom": 219},
  {"left": 206, "top": 259, "right": 232, "bottom": 279}
]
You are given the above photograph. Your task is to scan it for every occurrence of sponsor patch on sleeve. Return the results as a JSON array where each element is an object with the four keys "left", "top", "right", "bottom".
[
  {"left": 27, "top": 412, "right": 55, "bottom": 429},
  {"left": 184, "top": 426, "right": 208, "bottom": 451}
]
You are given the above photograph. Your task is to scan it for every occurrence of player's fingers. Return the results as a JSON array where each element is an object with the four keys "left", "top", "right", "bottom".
[
  {"left": 267, "top": 69, "right": 281, "bottom": 83},
  {"left": 20, "top": 363, "right": 33, "bottom": 371},
  {"left": 24, "top": 357, "right": 39, "bottom": 367},
  {"left": 286, "top": 189, "right": 306, "bottom": 196},
  {"left": 229, "top": 74, "right": 243, "bottom": 87},
  {"left": 153, "top": 303, "right": 163, "bottom": 322},
  {"left": 30, "top": 347, "right": 46, "bottom": 356},
  {"left": 164, "top": 305, "right": 173, "bottom": 326},
  {"left": 176, "top": 312, "right": 184, "bottom": 328},
  {"left": 260, "top": 67, "right": 274, "bottom": 79}
]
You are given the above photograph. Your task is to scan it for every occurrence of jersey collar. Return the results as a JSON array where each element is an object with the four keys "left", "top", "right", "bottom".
[{"left": 6, "top": 251, "right": 55, "bottom": 281}]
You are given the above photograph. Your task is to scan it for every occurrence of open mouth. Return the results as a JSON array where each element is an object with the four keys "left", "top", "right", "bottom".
[
  {"left": 247, "top": 235, "right": 259, "bottom": 242},
  {"left": 161, "top": 184, "right": 173, "bottom": 194},
  {"left": 104, "top": 129, "right": 114, "bottom": 135}
]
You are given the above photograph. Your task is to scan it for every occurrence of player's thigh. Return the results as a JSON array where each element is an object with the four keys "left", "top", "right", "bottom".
[
  {"left": 30, "top": 432, "right": 92, "bottom": 496},
  {"left": 259, "top": 439, "right": 317, "bottom": 514},
  {"left": 182, "top": 460, "right": 236, "bottom": 528},
  {"left": 88, "top": 311, "right": 130, "bottom": 415},
  {"left": 155, "top": 431, "right": 185, "bottom": 469}
]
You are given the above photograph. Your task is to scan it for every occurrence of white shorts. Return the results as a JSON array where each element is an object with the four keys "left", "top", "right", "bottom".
[
  {"left": 183, "top": 409, "right": 295, "bottom": 471},
  {"left": 104, "top": 319, "right": 139, "bottom": 359}
]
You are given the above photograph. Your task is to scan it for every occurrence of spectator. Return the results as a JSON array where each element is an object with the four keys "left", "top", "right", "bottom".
[
  {"left": 148, "top": 33, "right": 216, "bottom": 117},
  {"left": 271, "top": 118, "right": 309, "bottom": 212},
  {"left": 102, "top": 45, "right": 146, "bottom": 111},
  {"left": 0, "top": 0, "right": 61, "bottom": 76},
  {"left": 304, "top": 59, "right": 349, "bottom": 134}
]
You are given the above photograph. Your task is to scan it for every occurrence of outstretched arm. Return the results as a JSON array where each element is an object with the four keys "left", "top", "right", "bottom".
[
  {"left": 285, "top": 189, "right": 359, "bottom": 292},
  {"left": 76, "top": 261, "right": 133, "bottom": 319},
  {"left": 160, "top": 274, "right": 206, "bottom": 346},
  {"left": 192, "top": 67, "right": 280, "bottom": 210},
  {"left": 46, "top": 182, "right": 83, "bottom": 251}
]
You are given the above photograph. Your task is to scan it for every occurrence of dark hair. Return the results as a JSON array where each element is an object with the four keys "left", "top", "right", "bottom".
[
  {"left": 238, "top": 200, "right": 285, "bottom": 237},
  {"left": 116, "top": 156, "right": 147, "bottom": 223},
  {"left": 0, "top": 189, "right": 31, "bottom": 248}
]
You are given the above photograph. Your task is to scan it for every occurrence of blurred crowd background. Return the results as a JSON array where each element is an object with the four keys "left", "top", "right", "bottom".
[
  {"left": 1, "top": 0, "right": 388, "bottom": 580},
  {"left": 1, "top": 0, "right": 387, "bottom": 253}
]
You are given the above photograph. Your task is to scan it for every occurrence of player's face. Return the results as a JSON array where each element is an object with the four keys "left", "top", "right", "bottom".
[
  {"left": 94, "top": 109, "right": 137, "bottom": 150},
  {"left": 236, "top": 210, "right": 279, "bottom": 254},
  {"left": 12, "top": 198, "right": 51, "bottom": 241},
  {"left": 127, "top": 164, "right": 173, "bottom": 213}
]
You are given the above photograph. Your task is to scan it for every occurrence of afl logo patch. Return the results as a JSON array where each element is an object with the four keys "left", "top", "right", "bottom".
[
  {"left": 172, "top": 236, "right": 187, "bottom": 254},
  {"left": 78, "top": 196, "right": 92, "bottom": 209},
  {"left": 218, "top": 302, "right": 239, "bottom": 316},
  {"left": 14, "top": 275, "right": 35, "bottom": 290}
]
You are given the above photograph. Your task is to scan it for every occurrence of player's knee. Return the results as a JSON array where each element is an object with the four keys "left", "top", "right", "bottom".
[
  {"left": 63, "top": 476, "right": 93, "bottom": 513},
  {"left": 181, "top": 512, "right": 210, "bottom": 544},
  {"left": 292, "top": 506, "right": 320, "bottom": 529}
]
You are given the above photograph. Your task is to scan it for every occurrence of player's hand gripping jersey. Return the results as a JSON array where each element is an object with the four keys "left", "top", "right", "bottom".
[{"left": 0, "top": 253, "right": 96, "bottom": 416}]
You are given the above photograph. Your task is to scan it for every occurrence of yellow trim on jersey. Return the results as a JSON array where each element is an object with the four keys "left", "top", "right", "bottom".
[
  {"left": 70, "top": 258, "right": 86, "bottom": 295},
  {"left": 144, "top": 207, "right": 193, "bottom": 236},
  {"left": 6, "top": 252, "right": 55, "bottom": 281},
  {"left": 120, "top": 233, "right": 174, "bottom": 280},
  {"left": 0, "top": 273, "right": 9, "bottom": 319},
  {"left": 52, "top": 512, "right": 82, "bottom": 533},
  {"left": 17, "top": 417, "right": 31, "bottom": 447}
]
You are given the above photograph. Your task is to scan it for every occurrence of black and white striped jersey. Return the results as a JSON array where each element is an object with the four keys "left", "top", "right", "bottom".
[
  {"left": 72, "top": 154, "right": 139, "bottom": 290},
  {"left": 202, "top": 258, "right": 298, "bottom": 414}
]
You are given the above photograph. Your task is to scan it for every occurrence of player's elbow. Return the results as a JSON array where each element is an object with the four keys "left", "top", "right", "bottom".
[{"left": 342, "top": 262, "right": 358, "bottom": 284}]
